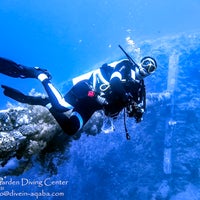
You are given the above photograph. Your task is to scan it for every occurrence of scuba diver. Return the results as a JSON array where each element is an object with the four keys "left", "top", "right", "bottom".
[{"left": 0, "top": 46, "right": 157, "bottom": 139}]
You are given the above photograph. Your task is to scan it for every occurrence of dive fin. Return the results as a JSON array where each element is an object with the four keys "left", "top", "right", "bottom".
[
  {"left": 0, "top": 57, "right": 52, "bottom": 79},
  {"left": 0, "top": 57, "right": 25, "bottom": 78},
  {"left": 2, "top": 85, "right": 27, "bottom": 103},
  {"left": 1, "top": 85, "right": 49, "bottom": 106}
]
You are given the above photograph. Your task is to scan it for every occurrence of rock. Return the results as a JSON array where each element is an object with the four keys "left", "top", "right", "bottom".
[{"left": 0, "top": 104, "right": 61, "bottom": 172}]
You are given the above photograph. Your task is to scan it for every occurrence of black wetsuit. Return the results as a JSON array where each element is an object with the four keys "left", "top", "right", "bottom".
[{"left": 41, "top": 59, "right": 144, "bottom": 135}]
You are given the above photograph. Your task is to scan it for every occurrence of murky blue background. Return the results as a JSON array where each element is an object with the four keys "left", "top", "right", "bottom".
[{"left": 0, "top": 0, "right": 200, "bottom": 199}]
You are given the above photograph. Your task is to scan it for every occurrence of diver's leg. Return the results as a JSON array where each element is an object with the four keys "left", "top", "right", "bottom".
[
  {"left": 49, "top": 99, "right": 99, "bottom": 135},
  {"left": 49, "top": 107, "right": 84, "bottom": 135},
  {"left": 37, "top": 74, "right": 73, "bottom": 112},
  {"left": 1, "top": 71, "right": 73, "bottom": 112}
]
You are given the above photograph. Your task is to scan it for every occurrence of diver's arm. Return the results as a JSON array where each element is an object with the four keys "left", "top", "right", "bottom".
[{"left": 109, "top": 60, "right": 131, "bottom": 103}]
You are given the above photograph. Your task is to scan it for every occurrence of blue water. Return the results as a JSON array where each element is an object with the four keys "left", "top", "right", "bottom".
[
  {"left": 0, "top": 0, "right": 200, "bottom": 108},
  {"left": 0, "top": 0, "right": 200, "bottom": 200}
]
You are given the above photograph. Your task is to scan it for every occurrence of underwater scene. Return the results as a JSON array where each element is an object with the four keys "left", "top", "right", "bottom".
[{"left": 0, "top": 1, "right": 200, "bottom": 200}]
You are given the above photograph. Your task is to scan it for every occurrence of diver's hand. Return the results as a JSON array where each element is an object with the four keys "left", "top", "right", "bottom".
[
  {"left": 126, "top": 99, "right": 144, "bottom": 122},
  {"left": 134, "top": 109, "right": 144, "bottom": 123}
]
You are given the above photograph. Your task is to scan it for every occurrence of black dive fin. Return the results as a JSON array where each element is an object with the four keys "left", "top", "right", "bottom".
[
  {"left": 1, "top": 85, "right": 50, "bottom": 106},
  {"left": 1, "top": 85, "right": 28, "bottom": 103},
  {"left": 0, "top": 57, "right": 28, "bottom": 78},
  {"left": 0, "top": 57, "right": 52, "bottom": 79}
]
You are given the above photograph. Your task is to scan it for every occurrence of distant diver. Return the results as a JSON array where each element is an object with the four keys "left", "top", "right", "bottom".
[{"left": 0, "top": 46, "right": 157, "bottom": 139}]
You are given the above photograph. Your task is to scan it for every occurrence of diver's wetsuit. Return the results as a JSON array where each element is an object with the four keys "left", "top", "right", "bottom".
[{"left": 42, "top": 59, "right": 144, "bottom": 135}]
